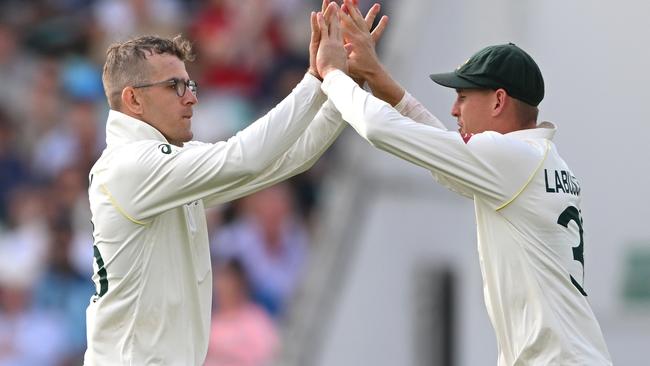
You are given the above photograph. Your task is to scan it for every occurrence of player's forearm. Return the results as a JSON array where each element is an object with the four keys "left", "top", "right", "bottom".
[
  {"left": 364, "top": 64, "right": 405, "bottom": 107},
  {"left": 243, "top": 99, "right": 344, "bottom": 180},
  {"left": 228, "top": 73, "right": 327, "bottom": 173},
  {"left": 268, "top": 100, "right": 345, "bottom": 175},
  {"left": 321, "top": 69, "right": 457, "bottom": 173},
  {"left": 321, "top": 69, "right": 396, "bottom": 142},
  {"left": 364, "top": 67, "right": 447, "bottom": 129},
  {"left": 394, "top": 90, "right": 447, "bottom": 129},
  {"left": 203, "top": 101, "right": 346, "bottom": 207}
]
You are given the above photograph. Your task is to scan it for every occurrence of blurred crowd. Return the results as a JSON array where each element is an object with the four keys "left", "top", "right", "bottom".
[{"left": 0, "top": 0, "right": 391, "bottom": 365}]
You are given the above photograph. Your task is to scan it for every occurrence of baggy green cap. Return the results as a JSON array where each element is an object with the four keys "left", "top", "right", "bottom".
[{"left": 429, "top": 43, "right": 545, "bottom": 106}]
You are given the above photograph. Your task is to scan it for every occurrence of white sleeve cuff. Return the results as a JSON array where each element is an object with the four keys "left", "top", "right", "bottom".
[
  {"left": 304, "top": 71, "right": 323, "bottom": 85},
  {"left": 392, "top": 89, "right": 447, "bottom": 129},
  {"left": 321, "top": 69, "right": 348, "bottom": 95},
  {"left": 394, "top": 90, "right": 414, "bottom": 114}
]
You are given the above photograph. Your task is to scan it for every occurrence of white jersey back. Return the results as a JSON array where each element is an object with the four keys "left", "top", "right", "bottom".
[
  {"left": 471, "top": 138, "right": 611, "bottom": 365},
  {"left": 321, "top": 70, "right": 613, "bottom": 366}
]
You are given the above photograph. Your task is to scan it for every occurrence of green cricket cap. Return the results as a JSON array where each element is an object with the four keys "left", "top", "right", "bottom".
[{"left": 429, "top": 43, "right": 545, "bottom": 106}]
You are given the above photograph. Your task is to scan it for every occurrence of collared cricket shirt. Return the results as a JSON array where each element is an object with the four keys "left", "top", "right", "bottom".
[
  {"left": 85, "top": 74, "right": 345, "bottom": 365},
  {"left": 323, "top": 70, "right": 612, "bottom": 366}
]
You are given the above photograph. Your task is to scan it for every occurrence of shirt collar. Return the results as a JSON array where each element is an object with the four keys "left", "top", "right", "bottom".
[
  {"left": 105, "top": 109, "right": 169, "bottom": 147},
  {"left": 505, "top": 121, "right": 556, "bottom": 140}
]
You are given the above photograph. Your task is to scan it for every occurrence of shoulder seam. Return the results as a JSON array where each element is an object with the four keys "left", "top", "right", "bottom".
[
  {"left": 100, "top": 184, "right": 148, "bottom": 225},
  {"left": 495, "top": 140, "right": 550, "bottom": 211}
]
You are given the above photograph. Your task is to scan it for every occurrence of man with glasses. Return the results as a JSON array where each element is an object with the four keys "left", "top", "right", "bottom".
[
  {"left": 133, "top": 77, "right": 198, "bottom": 99},
  {"left": 84, "top": 2, "right": 386, "bottom": 363}
]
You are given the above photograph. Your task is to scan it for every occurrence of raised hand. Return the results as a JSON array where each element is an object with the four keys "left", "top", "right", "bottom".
[
  {"left": 316, "top": 2, "right": 349, "bottom": 78},
  {"left": 308, "top": 0, "right": 331, "bottom": 79},
  {"left": 340, "top": 0, "right": 388, "bottom": 83},
  {"left": 340, "top": 0, "right": 403, "bottom": 105}
]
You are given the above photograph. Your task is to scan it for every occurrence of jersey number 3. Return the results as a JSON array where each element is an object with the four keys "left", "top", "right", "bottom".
[{"left": 557, "top": 206, "right": 587, "bottom": 296}]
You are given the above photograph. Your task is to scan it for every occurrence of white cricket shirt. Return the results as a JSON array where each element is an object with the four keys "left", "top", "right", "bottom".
[
  {"left": 84, "top": 74, "right": 345, "bottom": 365},
  {"left": 322, "top": 70, "right": 612, "bottom": 366}
]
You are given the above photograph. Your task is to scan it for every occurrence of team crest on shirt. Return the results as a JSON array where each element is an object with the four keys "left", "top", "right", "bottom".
[{"left": 158, "top": 143, "right": 172, "bottom": 154}]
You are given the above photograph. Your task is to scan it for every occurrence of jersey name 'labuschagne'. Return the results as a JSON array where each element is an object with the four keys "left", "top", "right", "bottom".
[
  {"left": 322, "top": 70, "right": 612, "bottom": 366},
  {"left": 84, "top": 74, "right": 345, "bottom": 366}
]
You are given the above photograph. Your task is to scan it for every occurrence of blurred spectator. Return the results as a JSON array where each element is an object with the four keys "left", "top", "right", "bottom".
[
  {"left": 21, "top": 58, "right": 63, "bottom": 155},
  {"left": 213, "top": 183, "right": 309, "bottom": 318},
  {"left": 0, "top": 108, "right": 31, "bottom": 226},
  {"left": 267, "top": 0, "right": 312, "bottom": 60},
  {"left": 92, "top": 0, "right": 184, "bottom": 43},
  {"left": 33, "top": 215, "right": 92, "bottom": 365},
  {"left": 88, "top": 0, "right": 186, "bottom": 68},
  {"left": 0, "top": 188, "right": 49, "bottom": 288},
  {"left": 60, "top": 56, "right": 105, "bottom": 103},
  {"left": 0, "top": 23, "right": 35, "bottom": 122},
  {"left": 0, "top": 281, "right": 67, "bottom": 366},
  {"left": 205, "top": 258, "right": 278, "bottom": 366},
  {"left": 191, "top": 0, "right": 283, "bottom": 96},
  {"left": 45, "top": 165, "right": 95, "bottom": 276},
  {"left": 257, "top": 53, "right": 309, "bottom": 112},
  {"left": 32, "top": 99, "right": 102, "bottom": 180},
  {"left": 47, "top": 166, "right": 86, "bottom": 216}
]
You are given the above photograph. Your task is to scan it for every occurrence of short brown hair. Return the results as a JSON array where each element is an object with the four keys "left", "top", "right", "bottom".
[
  {"left": 102, "top": 35, "right": 195, "bottom": 109},
  {"left": 512, "top": 97, "right": 539, "bottom": 127}
]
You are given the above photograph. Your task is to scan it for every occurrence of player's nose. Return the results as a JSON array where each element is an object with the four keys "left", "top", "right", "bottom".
[
  {"left": 183, "top": 90, "right": 198, "bottom": 106},
  {"left": 451, "top": 101, "right": 460, "bottom": 117}
]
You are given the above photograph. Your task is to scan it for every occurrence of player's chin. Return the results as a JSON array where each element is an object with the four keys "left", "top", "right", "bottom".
[
  {"left": 184, "top": 130, "right": 193, "bottom": 142},
  {"left": 180, "top": 118, "right": 192, "bottom": 134},
  {"left": 177, "top": 128, "right": 193, "bottom": 143}
]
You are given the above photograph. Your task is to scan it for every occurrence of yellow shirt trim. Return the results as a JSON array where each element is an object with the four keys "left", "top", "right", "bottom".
[
  {"left": 496, "top": 140, "right": 550, "bottom": 211},
  {"left": 100, "top": 184, "right": 148, "bottom": 225}
]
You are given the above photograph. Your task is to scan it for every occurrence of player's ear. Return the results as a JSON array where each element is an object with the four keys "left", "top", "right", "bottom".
[
  {"left": 492, "top": 88, "right": 507, "bottom": 117},
  {"left": 121, "top": 87, "right": 144, "bottom": 115}
]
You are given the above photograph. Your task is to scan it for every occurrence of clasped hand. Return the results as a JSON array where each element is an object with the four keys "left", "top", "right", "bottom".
[{"left": 308, "top": 0, "right": 388, "bottom": 83}]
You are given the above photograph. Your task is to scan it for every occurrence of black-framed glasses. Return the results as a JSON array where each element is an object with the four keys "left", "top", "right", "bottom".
[{"left": 133, "top": 78, "right": 198, "bottom": 97}]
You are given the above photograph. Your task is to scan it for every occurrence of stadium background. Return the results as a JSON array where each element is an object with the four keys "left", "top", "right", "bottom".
[{"left": 0, "top": 0, "right": 648, "bottom": 365}]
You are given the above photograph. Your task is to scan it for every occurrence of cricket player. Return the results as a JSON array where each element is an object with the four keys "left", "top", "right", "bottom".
[
  {"left": 83, "top": 2, "right": 387, "bottom": 364},
  {"left": 314, "top": 1, "right": 613, "bottom": 365}
]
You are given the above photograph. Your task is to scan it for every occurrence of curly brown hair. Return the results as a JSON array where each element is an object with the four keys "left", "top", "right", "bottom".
[{"left": 102, "top": 35, "right": 195, "bottom": 109}]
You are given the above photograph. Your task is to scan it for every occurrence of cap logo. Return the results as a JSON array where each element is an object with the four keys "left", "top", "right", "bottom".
[{"left": 456, "top": 58, "right": 470, "bottom": 70}]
